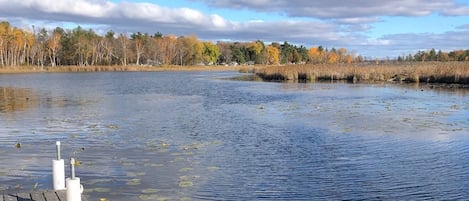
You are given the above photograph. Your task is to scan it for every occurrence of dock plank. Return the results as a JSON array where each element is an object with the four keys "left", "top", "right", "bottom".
[
  {"left": 3, "top": 194, "right": 17, "bottom": 201},
  {"left": 55, "top": 191, "right": 66, "bottom": 201},
  {"left": 2, "top": 190, "right": 85, "bottom": 201},
  {"left": 43, "top": 191, "right": 60, "bottom": 201},
  {"left": 30, "top": 192, "right": 44, "bottom": 201},
  {"left": 16, "top": 192, "right": 31, "bottom": 201}
]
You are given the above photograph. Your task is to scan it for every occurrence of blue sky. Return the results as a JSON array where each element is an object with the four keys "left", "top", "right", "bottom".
[{"left": 0, "top": 0, "right": 468, "bottom": 58}]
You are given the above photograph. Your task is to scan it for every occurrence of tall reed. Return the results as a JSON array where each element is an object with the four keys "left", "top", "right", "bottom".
[{"left": 255, "top": 62, "right": 469, "bottom": 84}]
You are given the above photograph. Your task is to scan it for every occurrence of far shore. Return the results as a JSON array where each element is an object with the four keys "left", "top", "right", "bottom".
[
  {"left": 0, "top": 65, "right": 242, "bottom": 74},
  {"left": 2, "top": 62, "right": 469, "bottom": 87}
]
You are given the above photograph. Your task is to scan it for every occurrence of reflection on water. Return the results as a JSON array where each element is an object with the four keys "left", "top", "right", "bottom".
[
  {"left": 0, "top": 72, "right": 468, "bottom": 200},
  {"left": 0, "top": 87, "right": 39, "bottom": 113}
]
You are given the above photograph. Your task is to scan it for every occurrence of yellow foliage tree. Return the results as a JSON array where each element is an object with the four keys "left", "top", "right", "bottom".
[{"left": 265, "top": 45, "right": 279, "bottom": 65}]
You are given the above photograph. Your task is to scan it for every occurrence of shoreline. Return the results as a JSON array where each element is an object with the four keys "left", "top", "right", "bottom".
[
  {"left": 2, "top": 63, "right": 469, "bottom": 88},
  {"left": 0, "top": 65, "right": 242, "bottom": 74}
]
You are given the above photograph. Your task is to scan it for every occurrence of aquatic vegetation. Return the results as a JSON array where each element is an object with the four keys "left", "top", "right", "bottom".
[
  {"left": 171, "top": 152, "right": 194, "bottom": 157},
  {"left": 256, "top": 62, "right": 469, "bottom": 85},
  {"left": 74, "top": 159, "right": 82, "bottom": 166},
  {"left": 85, "top": 179, "right": 113, "bottom": 185},
  {"left": 141, "top": 188, "right": 160, "bottom": 194},
  {"left": 85, "top": 188, "right": 111, "bottom": 193},
  {"left": 144, "top": 163, "right": 164, "bottom": 167},
  {"left": 120, "top": 161, "right": 136, "bottom": 166},
  {"left": 106, "top": 124, "right": 119, "bottom": 129},
  {"left": 145, "top": 140, "right": 170, "bottom": 152},
  {"left": 178, "top": 180, "right": 193, "bottom": 188},
  {"left": 173, "top": 156, "right": 186, "bottom": 162},
  {"left": 178, "top": 175, "right": 199, "bottom": 188},
  {"left": 207, "top": 166, "right": 220, "bottom": 172},
  {"left": 88, "top": 124, "right": 98, "bottom": 129},
  {"left": 126, "top": 178, "right": 141, "bottom": 186},
  {"left": 138, "top": 194, "right": 160, "bottom": 200},
  {"left": 179, "top": 167, "right": 193, "bottom": 172},
  {"left": 126, "top": 171, "right": 146, "bottom": 177}
]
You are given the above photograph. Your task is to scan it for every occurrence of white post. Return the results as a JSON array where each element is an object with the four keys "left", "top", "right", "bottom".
[
  {"left": 52, "top": 141, "right": 65, "bottom": 190},
  {"left": 66, "top": 157, "right": 82, "bottom": 201}
]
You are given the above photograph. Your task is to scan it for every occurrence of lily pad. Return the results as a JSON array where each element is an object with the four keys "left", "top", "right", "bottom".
[
  {"left": 178, "top": 175, "right": 195, "bottom": 188},
  {"left": 141, "top": 188, "right": 159, "bottom": 194},
  {"left": 179, "top": 167, "right": 192, "bottom": 172},
  {"left": 126, "top": 178, "right": 141, "bottom": 186},
  {"left": 207, "top": 166, "right": 220, "bottom": 171},
  {"left": 139, "top": 194, "right": 160, "bottom": 200},
  {"left": 178, "top": 180, "right": 193, "bottom": 188},
  {"left": 127, "top": 171, "right": 146, "bottom": 177}
]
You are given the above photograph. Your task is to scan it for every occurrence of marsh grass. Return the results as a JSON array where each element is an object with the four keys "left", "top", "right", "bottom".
[{"left": 255, "top": 62, "right": 469, "bottom": 85}]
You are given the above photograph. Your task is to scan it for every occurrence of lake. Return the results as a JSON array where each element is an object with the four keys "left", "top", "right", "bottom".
[{"left": 0, "top": 71, "right": 468, "bottom": 200}]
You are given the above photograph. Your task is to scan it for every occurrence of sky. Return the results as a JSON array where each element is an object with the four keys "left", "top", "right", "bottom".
[{"left": 0, "top": 0, "right": 468, "bottom": 58}]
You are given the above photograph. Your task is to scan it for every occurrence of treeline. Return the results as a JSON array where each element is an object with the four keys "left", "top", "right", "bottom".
[
  {"left": 0, "top": 21, "right": 362, "bottom": 67},
  {"left": 398, "top": 49, "right": 469, "bottom": 62}
]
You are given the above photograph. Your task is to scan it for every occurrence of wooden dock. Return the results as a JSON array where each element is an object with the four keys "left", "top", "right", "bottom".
[{"left": 2, "top": 190, "right": 68, "bottom": 201}]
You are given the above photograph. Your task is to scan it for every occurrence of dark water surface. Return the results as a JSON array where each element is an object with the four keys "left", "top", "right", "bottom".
[{"left": 0, "top": 72, "right": 468, "bottom": 200}]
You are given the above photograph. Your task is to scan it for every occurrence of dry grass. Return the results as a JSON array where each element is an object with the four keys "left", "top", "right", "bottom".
[
  {"left": 0, "top": 65, "right": 241, "bottom": 73},
  {"left": 255, "top": 62, "right": 469, "bottom": 85}
]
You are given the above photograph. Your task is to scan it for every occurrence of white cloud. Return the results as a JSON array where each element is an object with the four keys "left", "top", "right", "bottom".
[{"left": 192, "top": 0, "right": 469, "bottom": 18}]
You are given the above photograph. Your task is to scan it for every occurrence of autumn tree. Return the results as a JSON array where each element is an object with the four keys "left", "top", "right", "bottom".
[
  {"left": 327, "top": 51, "right": 339, "bottom": 64},
  {"left": 99, "top": 31, "right": 116, "bottom": 65},
  {"left": 265, "top": 45, "right": 279, "bottom": 65},
  {"left": 117, "top": 33, "right": 129, "bottom": 66},
  {"left": 158, "top": 35, "right": 177, "bottom": 65},
  {"left": 176, "top": 35, "right": 204, "bottom": 65},
  {"left": 308, "top": 47, "right": 321, "bottom": 64},
  {"left": 34, "top": 28, "right": 48, "bottom": 67},
  {"left": 248, "top": 40, "right": 264, "bottom": 64},
  {"left": 202, "top": 41, "right": 220, "bottom": 65},
  {"left": 48, "top": 30, "right": 61, "bottom": 66},
  {"left": 130, "top": 32, "right": 146, "bottom": 65},
  {"left": 337, "top": 48, "right": 347, "bottom": 63}
]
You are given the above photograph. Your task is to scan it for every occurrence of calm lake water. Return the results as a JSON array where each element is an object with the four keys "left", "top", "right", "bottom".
[{"left": 0, "top": 71, "right": 468, "bottom": 200}]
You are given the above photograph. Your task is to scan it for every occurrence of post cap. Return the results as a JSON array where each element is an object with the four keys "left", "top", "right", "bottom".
[{"left": 56, "top": 141, "right": 61, "bottom": 146}]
